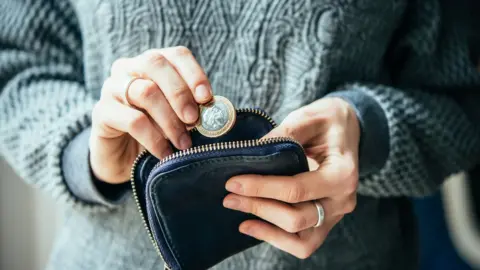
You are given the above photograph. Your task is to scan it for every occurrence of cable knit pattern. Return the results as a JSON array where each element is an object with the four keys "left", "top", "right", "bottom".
[{"left": 2, "top": 0, "right": 480, "bottom": 269}]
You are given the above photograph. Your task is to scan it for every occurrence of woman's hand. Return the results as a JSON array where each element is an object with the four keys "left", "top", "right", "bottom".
[
  {"left": 90, "top": 47, "right": 212, "bottom": 184},
  {"left": 223, "top": 97, "right": 361, "bottom": 259}
]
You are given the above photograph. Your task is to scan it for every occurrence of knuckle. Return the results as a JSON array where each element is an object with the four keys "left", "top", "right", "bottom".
[
  {"left": 100, "top": 77, "right": 114, "bottom": 98},
  {"left": 144, "top": 50, "right": 168, "bottom": 67},
  {"left": 282, "top": 124, "right": 296, "bottom": 138},
  {"left": 341, "top": 163, "right": 358, "bottom": 194},
  {"left": 299, "top": 107, "right": 318, "bottom": 121},
  {"left": 331, "top": 98, "right": 351, "bottom": 118},
  {"left": 321, "top": 105, "right": 337, "bottom": 120},
  {"left": 248, "top": 201, "right": 259, "bottom": 215},
  {"left": 343, "top": 199, "right": 357, "bottom": 214},
  {"left": 301, "top": 103, "right": 330, "bottom": 122},
  {"left": 110, "top": 58, "right": 127, "bottom": 75},
  {"left": 280, "top": 116, "right": 299, "bottom": 137},
  {"left": 128, "top": 112, "right": 149, "bottom": 133},
  {"left": 286, "top": 215, "right": 307, "bottom": 233},
  {"left": 135, "top": 80, "right": 159, "bottom": 102},
  {"left": 343, "top": 177, "right": 358, "bottom": 195},
  {"left": 286, "top": 184, "right": 306, "bottom": 203},
  {"left": 333, "top": 158, "right": 358, "bottom": 195},
  {"left": 170, "top": 85, "right": 191, "bottom": 100},
  {"left": 342, "top": 158, "right": 357, "bottom": 179},
  {"left": 245, "top": 179, "right": 262, "bottom": 197},
  {"left": 173, "top": 46, "right": 192, "bottom": 57}
]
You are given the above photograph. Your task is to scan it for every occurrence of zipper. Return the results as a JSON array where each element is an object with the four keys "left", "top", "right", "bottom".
[
  {"left": 129, "top": 108, "right": 300, "bottom": 270},
  {"left": 146, "top": 137, "right": 301, "bottom": 182},
  {"left": 130, "top": 149, "right": 170, "bottom": 268},
  {"left": 191, "top": 107, "right": 277, "bottom": 130},
  {"left": 146, "top": 108, "right": 277, "bottom": 181}
]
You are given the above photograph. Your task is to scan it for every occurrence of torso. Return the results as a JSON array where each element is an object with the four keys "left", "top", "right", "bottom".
[
  {"left": 72, "top": 0, "right": 401, "bottom": 122},
  {"left": 61, "top": 1, "right": 418, "bottom": 269}
]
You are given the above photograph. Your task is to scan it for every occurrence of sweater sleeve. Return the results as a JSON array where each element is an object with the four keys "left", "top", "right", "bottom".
[
  {"left": 0, "top": 0, "right": 122, "bottom": 211},
  {"left": 329, "top": 85, "right": 480, "bottom": 198},
  {"left": 328, "top": 0, "right": 480, "bottom": 197}
]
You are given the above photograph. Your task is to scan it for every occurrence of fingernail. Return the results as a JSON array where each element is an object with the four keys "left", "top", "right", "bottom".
[
  {"left": 179, "top": 133, "right": 192, "bottom": 150},
  {"left": 183, "top": 104, "right": 199, "bottom": 123},
  {"left": 195, "top": 84, "right": 211, "bottom": 101},
  {"left": 223, "top": 197, "right": 240, "bottom": 209},
  {"left": 226, "top": 181, "right": 243, "bottom": 194}
]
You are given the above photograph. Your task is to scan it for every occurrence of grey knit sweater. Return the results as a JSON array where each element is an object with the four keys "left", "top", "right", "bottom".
[{"left": 2, "top": 0, "right": 480, "bottom": 269}]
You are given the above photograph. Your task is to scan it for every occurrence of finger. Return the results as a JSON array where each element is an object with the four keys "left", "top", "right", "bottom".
[
  {"left": 113, "top": 53, "right": 199, "bottom": 124},
  {"left": 226, "top": 157, "right": 357, "bottom": 203},
  {"left": 261, "top": 108, "right": 323, "bottom": 145},
  {"left": 226, "top": 172, "right": 332, "bottom": 203},
  {"left": 110, "top": 57, "right": 131, "bottom": 76},
  {"left": 103, "top": 77, "right": 191, "bottom": 150},
  {"left": 316, "top": 153, "right": 359, "bottom": 196},
  {"left": 138, "top": 50, "right": 199, "bottom": 124},
  {"left": 128, "top": 79, "right": 192, "bottom": 149},
  {"left": 239, "top": 217, "right": 338, "bottom": 259},
  {"left": 261, "top": 100, "right": 346, "bottom": 147},
  {"left": 320, "top": 194, "right": 357, "bottom": 217},
  {"left": 224, "top": 194, "right": 320, "bottom": 233},
  {"left": 92, "top": 99, "right": 172, "bottom": 159},
  {"left": 158, "top": 47, "right": 213, "bottom": 103}
]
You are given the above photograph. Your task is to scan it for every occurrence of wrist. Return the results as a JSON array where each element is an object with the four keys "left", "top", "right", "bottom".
[{"left": 62, "top": 127, "right": 130, "bottom": 206}]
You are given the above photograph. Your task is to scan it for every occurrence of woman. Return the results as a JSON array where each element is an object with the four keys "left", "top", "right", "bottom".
[{"left": 1, "top": 0, "right": 480, "bottom": 269}]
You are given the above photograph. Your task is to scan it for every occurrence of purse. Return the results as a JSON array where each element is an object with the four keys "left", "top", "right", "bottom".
[{"left": 130, "top": 105, "right": 309, "bottom": 270}]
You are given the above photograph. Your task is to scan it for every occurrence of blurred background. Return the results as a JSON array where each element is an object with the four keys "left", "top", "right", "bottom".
[
  {"left": 1, "top": 156, "right": 480, "bottom": 270},
  {"left": 0, "top": 158, "right": 62, "bottom": 270}
]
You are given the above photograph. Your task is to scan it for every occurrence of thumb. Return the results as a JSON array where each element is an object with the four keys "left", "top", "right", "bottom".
[
  {"left": 261, "top": 113, "right": 319, "bottom": 145},
  {"left": 261, "top": 125, "right": 285, "bottom": 140}
]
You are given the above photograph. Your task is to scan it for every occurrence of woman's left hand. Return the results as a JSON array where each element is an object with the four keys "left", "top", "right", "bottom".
[{"left": 223, "top": 97, "right": 361, "bottom": 259}]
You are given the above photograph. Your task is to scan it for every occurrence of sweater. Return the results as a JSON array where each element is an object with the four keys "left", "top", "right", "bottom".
[{"left": 1, "top": 0, "right": 480, "bottom": 269}]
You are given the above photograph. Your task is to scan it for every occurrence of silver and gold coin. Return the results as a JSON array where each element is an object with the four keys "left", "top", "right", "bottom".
[{"left": 196, "top": 96, "right": 236, "bottom": 138}]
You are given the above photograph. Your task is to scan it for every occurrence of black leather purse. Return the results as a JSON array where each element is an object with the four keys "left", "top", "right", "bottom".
[{"left": 130, "top": 108, "right": 309, "bottom": 270}]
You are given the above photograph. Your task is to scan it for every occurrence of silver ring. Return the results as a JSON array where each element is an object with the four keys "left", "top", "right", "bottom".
[
  {"left": 123, "top": 75, "right": 140, "bottom": 107},
  {"left": 313, "top": 201, "right": 325, "bottom": 228}
]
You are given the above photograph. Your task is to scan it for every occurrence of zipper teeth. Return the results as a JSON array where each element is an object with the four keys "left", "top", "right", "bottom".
[
  {"left": 190, "top": 108, "right": 277, "bottom": 133},
  {"left": 237, "top": 108, "right": 277, "bottom": 127},
  {"left": 129, "top": 149, "right": 167, "bottom": 267},
  {"left": 150, "top": 108, "right": 278, "bottom": 179},
  {"left": 129, "top": 108, "right": 286, "bottom": 270},
  {"left": 147, "top": 137, "right": 300, "bottom": 181}
]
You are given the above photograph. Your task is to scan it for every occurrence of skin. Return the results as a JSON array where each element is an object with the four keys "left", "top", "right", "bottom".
[
  {"left": 90, "top": 46, "right": 361, "bottom": 259},
  {"left": 223, "top": 98, "right": 360, "bottom": 258},
  {"left": 90, "top": 47, "right": 213, "bottom": 183}
]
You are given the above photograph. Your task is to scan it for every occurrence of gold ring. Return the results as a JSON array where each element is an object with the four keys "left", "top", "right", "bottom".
[{"left": 124, "top": 75, "right": 140, "bottom": 107}]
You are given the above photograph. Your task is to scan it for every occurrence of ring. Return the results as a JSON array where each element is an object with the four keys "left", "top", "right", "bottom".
[
  {"left": 313, "top": 201, "right": 325, "bottom": 228},
  {"left": 123, "top": 75, "right": 140, "bottom": 107}
]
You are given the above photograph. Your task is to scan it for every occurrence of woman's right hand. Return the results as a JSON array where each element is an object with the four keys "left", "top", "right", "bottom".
[{"left": 89, "top": 47, "right": 213, "bottom": 184}]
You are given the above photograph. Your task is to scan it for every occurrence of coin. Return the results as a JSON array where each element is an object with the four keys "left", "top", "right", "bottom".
[{"left": 196, "top": 96, "right": 236, "bottom": 138}]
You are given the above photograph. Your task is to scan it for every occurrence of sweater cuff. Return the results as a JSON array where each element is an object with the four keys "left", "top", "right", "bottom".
[
  {"left": 62, "top": 127, "right": 130, "bottom": 206},
  {"left": 325, "top": 90, "right": 390, "bottom": 176}
]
